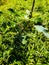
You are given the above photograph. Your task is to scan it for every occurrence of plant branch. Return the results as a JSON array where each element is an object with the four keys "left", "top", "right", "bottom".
[{"left": 29, "top": 0, "right": 35, "bottom": 18}]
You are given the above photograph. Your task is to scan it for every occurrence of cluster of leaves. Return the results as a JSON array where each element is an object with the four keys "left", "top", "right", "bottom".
[{"left": 0, "top": 0, "right": 49, "bottom": 65}]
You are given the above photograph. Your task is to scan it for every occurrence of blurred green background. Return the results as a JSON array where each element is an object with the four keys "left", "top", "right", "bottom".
[{"left": 0, "top": 0, "right": 49, "bottom": 65}]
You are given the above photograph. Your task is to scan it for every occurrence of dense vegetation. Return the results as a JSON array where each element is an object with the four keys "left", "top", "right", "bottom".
[{"left": 0, "top": 0, "right": 49, "bottom": 65}]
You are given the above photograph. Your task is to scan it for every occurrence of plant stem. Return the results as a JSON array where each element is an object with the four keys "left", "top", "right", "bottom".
[{"left": 29, "top": 0, "right": 35, "bottom": 18}]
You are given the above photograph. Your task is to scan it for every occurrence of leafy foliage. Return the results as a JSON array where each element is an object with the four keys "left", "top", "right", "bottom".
[{"left": 0, "top": 0, "right": 49, "bottom": 65}]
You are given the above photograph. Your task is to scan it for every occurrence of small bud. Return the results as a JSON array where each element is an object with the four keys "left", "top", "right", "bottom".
[{"left": 26, "top": 10, "right": 30, "bottom": 15}]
